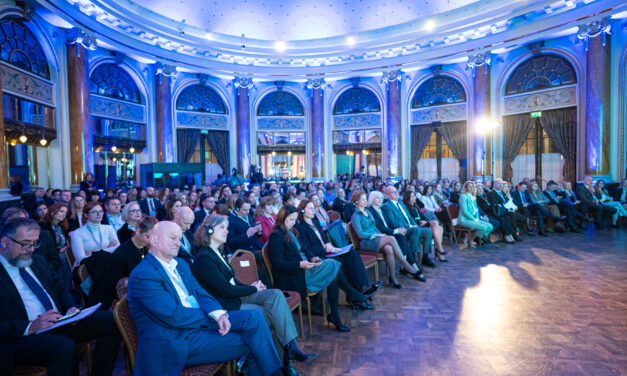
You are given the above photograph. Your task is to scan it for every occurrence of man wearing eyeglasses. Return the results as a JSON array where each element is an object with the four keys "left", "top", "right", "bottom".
[{"left": 0, "top": 218, "right": 121, "bottom": 376}]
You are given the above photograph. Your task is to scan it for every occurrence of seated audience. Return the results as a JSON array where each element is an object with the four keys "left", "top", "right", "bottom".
[
  {"left": 191, "top": 215, "right": 317, "bottom": 375},
  {"left": 192, "top": 193, "right": 216, "bottom": 232},
  {"left": 267, "top": 206, "right": 349, "bottom": 332},
  {"left": 138, "top": 186, "right": 161, "bottom": 216},
  {"left": 309, "top": 193, "right": 331, "bottom": 230},
  {"left": 0, "top": 218, "right": 121, "bottom": 376},
  {"left": 449, "top": 182, "right": 462, "bottom": 204},
  {"left": 332, "top": 188, "right": 348, "bottom": 220},
  {"left": 576, "top": 176, "right": 616, "bottom": 229},
  {"left": 254, "top": 196, "right": 277, "bottom": 244},
  {"left": 404, "top": 190, "right": 448, "bottom": 259},
  {"left": 613, "top": 179, "right": 627, "bottom": 207},
  {"left": 351, "top": 190, "right": 424, "bottom": 288},
  {"left": 227, "top": 198, "right": 264, "bottom": 256},
  {"left": 476, "top": 184, "right": 516, "bottom": 243},
  {"left": 296, "top": 200, "right": 379, "bottom": 309},
  {"left": 117, "top": 201, "right": 143, "bottom": 243},
  {"left": 67, "top": 195, "right": 86, "bottom": 232},
  {"left": 528, "top": 180, "right": 565, "bottom": 233},
  {"left": 594, "top": 180, "right": 626, "bottom": 226},
  {"left": 173, "top": 206, "right": 196, "bottom": 266},
  {"left": 127, "top": 221, "right": 283, "bottom": 376},
  {"left": 101, "top": 197, "right": 124, "bottom": 232},
  {"left": 31, "top": 202, "right": 48, "bottom": 222},
  {"left": 70, "top": 202, "right": 120, "bottom": 266},
  {"left": 512, "top": 181, "right": 559, "bottom": 236},
  {"left": 23, "top": 187, "right": 53, "bottom": 213},
  {"left": 79, "top": 172, "right": 98, "bottom": 193},
  {"left": 458, "top": 181, "right": 494, "bottom": 247},
  {"left": 543, "top": 180, "right": 585, "bottom": 232},
  {"left": 39, "top": 204, "right": 69, "bottom": 251}
]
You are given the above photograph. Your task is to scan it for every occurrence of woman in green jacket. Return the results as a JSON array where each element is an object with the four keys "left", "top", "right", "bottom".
[{"left": 458, "top": 181, "right": 493, "bottom": 245}]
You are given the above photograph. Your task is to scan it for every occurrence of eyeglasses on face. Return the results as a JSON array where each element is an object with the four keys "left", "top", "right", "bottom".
[
  {"left": 129, "top": 209, "right": 142, "bottom": 214},
  {"left": 7, "top": 237, "right": 41, "bottom": 250},
  {"left": 89, "top": 210, "right": 104, "bottom": 215}
]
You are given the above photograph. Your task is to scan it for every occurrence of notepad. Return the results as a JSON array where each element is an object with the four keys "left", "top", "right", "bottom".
[
  {"left": 326, "top": 245, "right": 352, "bottom": 258},
  {"left": 35, "top": 303, "right": 102, "bottom": 334}
]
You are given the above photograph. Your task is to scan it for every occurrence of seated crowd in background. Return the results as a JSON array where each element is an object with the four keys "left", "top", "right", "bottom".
[{"left": 1, "top": 170, "right": 626, "bottom": 375}]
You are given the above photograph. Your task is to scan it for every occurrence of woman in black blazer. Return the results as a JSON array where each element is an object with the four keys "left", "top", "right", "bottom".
[
  {"left": 296, "top": 200, "right": 380, "bottom": 310},
  {"left": 267, "top": 205, "right": 349, "bottom": 332}
]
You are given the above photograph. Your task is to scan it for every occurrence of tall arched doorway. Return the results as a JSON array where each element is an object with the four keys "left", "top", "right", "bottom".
[
  {"left": 409, "top": 76, "right": 467, "bottom": 182},
  {"left": 501, "top": 54, "right": 578, "bottom": 185},
  {"left": 175, "top": 83, "right": 229, "bottom": 185},
  {"left": 332, "top": 86, "right": 382, "bottom": 178},
  {"left": 255, "top": 90, "right": 306, "bottom": 180},
  {"left": 90, "top": 63, "right": 147, "bottom": 188}
]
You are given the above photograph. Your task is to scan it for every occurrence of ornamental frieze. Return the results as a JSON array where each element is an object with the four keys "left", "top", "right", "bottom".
[
  {"left": 1, "top": 63, "right": 54, "bottom": 106},
  {"left": 333, "top": 113, "right": 381, "bottom": 129},
  {"left": 257, "top": 118, "right": 305, "bottom": 130},
  {"left": 410, "top": 103, "right": 466, "bottom": 125},
  {"left": 503, "top": 86, "right": 576, "bottom": 115},
  {"left": 90, "top": 95, "right": 146, "bottom": 123},
  {"left": 176, "top": 111, "right": 228, "bottom": 129}
]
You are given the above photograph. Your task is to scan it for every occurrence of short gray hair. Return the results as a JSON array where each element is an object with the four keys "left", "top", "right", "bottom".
[{"left": 367, "top": 190, "right": 383, "bottom": 207}]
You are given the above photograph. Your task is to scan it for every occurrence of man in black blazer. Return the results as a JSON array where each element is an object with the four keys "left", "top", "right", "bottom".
[
  {"left": 487, "top": 180, "right": 527, "bottom": 237},
  {"left": 576, "top": 176, "right": 616, "bottom": 229},
  {"left": 22, "top": 187, "right": 54, "bottom": 213},
  {"left": 192, "top": 193, "right": 216, "bottom": 232},
  {"left": 0, "top": 218, "right": 121, "bottom": 376},
  {"left": 511, "top": 182, "right": 558, "bottom": 236},
  {"left": 174, "top": 207, "right": 196, "bottom": 266},
  {"left": 613, "top": 179, "right": 627, "bottom": 204},
  {"left": 226, "top": 199, "right": 263, "bottom": 255},
  {"left": 138, "top": 186, "right": 162, "bottom": 216},
  {"left": 544, "top": 181, "right": 585, "bottom": 232}
]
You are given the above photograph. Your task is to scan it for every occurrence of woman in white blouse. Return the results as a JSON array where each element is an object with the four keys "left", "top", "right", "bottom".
[{"left": 70, "top": 201, "right": 120, "bottom": 266}]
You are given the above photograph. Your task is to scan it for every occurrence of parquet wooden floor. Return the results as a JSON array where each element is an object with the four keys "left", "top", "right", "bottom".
[{"left": 111, "top": 228, "right": 627, "bottom": 376}]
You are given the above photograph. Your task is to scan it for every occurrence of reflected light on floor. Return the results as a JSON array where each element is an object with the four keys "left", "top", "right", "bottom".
[{"left": 457, "top": 264, "right": 510, "bottom": 338}]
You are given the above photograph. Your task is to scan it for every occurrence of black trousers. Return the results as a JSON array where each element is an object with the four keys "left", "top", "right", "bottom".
[
  {"left": 12, "top": 311, "right": 121, "bottom": 376},
  {"left": 331, "top": 248, "right": 370, "bottom": 292}
]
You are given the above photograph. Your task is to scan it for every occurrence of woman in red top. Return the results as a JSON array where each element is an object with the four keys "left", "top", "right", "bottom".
[{"left": 254, "top": 196, "right": 277, "bottom": 244}]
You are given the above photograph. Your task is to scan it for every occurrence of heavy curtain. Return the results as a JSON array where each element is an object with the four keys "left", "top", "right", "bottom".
[
  {"left": 438, "top": 121, "right": 467, "bottom": 182},
  {"left": 176, "top": 128, "right": 201, "bottom": 163},
  {"left": 410, "top": 125, "right": 434, "bottom": 178},
  {"left": 502, "top": 114, "right": 535, "bottom": 182},
  {"left": 205, "top": 130, "right": 230, "bottom": 173},
  {"left": 538, "top": 107, "right": 577, "bottom": 185}
]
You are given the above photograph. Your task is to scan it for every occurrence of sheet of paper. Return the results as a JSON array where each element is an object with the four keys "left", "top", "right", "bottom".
[
  {"left": 326, "top": 245, "right": 352, "bottom": 258},
  {"left": 35, "top": 303, "right": 102, "bottom": 334}
]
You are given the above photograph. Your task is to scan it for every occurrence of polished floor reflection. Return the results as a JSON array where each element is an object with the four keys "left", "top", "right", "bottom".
[{"left": 295, "top": 228, "right": 627, "bottom": 376}]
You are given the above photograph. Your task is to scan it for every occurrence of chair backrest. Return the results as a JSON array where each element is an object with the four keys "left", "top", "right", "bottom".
[
  {"left": 328, "top": 210, "right": 340, "bottom": 223},
  {"left": 77, "top": 264, "right": 89, "bottom": 283},
  {"left": 346, "top": 222, "right": 361, "bottom": 251},
  {"left": 326, "top": 220, "right": 349, "bottom": 247},
  {"left": 65, "top": 245, "right": 76, "bottom": 270},
  {"left": 229, "top": 250, "right": 259, "bottom": 285},
  {"left": 116, "top": 277, "right": 128, "bottom": 299},
  {"left": 447, "top": 204, "right": 460, "bottom": 221},
  {"left": 113, "top": 296, "right": 138, "bottom": 370},
  {"left": 260, "top": 244, "right": 274, "bottom": 287}
]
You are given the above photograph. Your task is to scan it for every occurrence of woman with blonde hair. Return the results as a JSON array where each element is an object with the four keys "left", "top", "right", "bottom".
[{"left": 458, "top": 181, "right": 493, "bottom": 248}]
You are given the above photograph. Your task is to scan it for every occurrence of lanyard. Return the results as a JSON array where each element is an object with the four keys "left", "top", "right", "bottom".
[{"left": 86, "top": 224, "right": 104, "bottom": 248}]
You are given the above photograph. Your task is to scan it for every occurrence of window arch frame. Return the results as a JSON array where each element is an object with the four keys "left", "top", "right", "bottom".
[
  {"left": 410, "top": 75, "right": 467, "bottom": 109},
  {"left": 89, "top": 62, "right": 143, "bottom": 104},
  {"left": 332, "top": 86, "right": 381, "bottom": 115},
  {"left": 0, "top": 17, "right": 50, "bottom": 79},
  {"left": 256, "top": 90, "right": 304, "bottom": 117},
  {"left": 504, "top": 53, "right": 577, "bottom": 96},
  {"left": 176, "top": 84, "right": 227, "bottom": 114}
]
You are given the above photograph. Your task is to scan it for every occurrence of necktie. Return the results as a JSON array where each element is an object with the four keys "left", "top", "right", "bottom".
[
  {"left": 396, "top": 202, "right": 411, "bottom": 226},
  {"left": 621, "top": 189, "right": 626, "bottom": 202},
  {"left": 520, "top": 192, "right": 526, "bottom": 204},
  {"left": 149, "top": 199, "right": 155, "bottom": 212},
  {"left": 19, "top": 268, "right": 54, "bottom": 311}
]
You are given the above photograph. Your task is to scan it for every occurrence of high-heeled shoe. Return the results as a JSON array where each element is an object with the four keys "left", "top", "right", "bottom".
[
  {"left": 388, "top": 276, "right": 402, "bottom": 289},
  {"left": 347, "top": 297, "right": 374, "bottom": 310},
  {"left": 326, "top": 314, "right": 350, "bottom": 332},
  {"left": 435, "top": 252, "right": 448, "bottom": 262},
  {"left": 363, "top": 280, "right": 382, "bottom": 295}
]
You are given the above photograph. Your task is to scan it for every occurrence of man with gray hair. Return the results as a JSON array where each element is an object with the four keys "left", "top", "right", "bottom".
[{"left": 174, "top": 206, "right": 196, "bottom": 266}]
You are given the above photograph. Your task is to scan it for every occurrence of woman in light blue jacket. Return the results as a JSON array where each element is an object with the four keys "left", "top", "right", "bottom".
[{"left": 458, "top": 181, "right": 493, "bottom": 246}]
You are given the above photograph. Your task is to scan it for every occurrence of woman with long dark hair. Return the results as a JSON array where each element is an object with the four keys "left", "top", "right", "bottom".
[{"left": 267, "top": 205, "right": 349, "bottom": 332}]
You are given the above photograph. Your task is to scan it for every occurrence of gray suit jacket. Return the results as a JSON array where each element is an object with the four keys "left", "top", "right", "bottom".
[{"left": 381, "top": 200, "right": 416, "bottom": 229}]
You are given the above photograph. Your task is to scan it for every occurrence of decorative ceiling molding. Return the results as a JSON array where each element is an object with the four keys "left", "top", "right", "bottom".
[{"left": 35, "top": 0, "right": 627, "bottom": 78}]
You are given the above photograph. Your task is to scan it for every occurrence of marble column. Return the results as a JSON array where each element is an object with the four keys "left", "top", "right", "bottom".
[
  {"left": 473, "top": 62, "right": 491, "bottom": 178},
  {"left": 236, "top": 78, "right": 252, "bottom": 178},
  {"left": 385, "top": 71, "right": 402, "bottom": 177},
  {"left": 66, "top": 41, "right": 94, "bottom": 185},
  {"left": 155, "top": 64, "right": 175, "bottom": 163},
  {"left": 311, "top": 82, "right": 324, "bottom": 178},
  {"left": 0, "top": 64, "right": 7, "bottom": 190},
  {"left": 585, "top": 34, "right": 611, "bottom": 176}
]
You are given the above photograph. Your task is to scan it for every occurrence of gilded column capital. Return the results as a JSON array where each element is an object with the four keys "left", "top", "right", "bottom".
[
  {"left": 577, "top": 17, "right": 611, "bottom": 51},
  {"left": 65, "top": 27, "right": 97, "bottom": 55}
]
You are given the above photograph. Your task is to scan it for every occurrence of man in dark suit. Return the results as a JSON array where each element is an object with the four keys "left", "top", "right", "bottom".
[
  {"left": 227, "top": 199, "right": 263, "bottom": 256},
  {"left": 613, "top": 179, "right": 627, "bottom": 205},
  {"left": 511, "top": 181, "right": 558, "bottom": 236},
  {"left": 100, "top": 197, "right": 123, "bottom": 232},
  {"left": 192, "top": 193, "right": 216, "bottom": 232},
  {"left": 127, "top": 221, "right": 282, "bottom": 376},
  {"left": 138, "top": 186, "right": 162, "bottom": 216},
  {"left": 174, "top": 206, "right": 196, "bottom": 266},
  {"left": 576, "top": 176, "right": 616, "bottom": 229},
  {"left": 22, "top": 187, "right": 54, "bottom": 213},
  {"left": 544, "top": 181, "right": 585, "bottom": 232},
  {"left": 487, "top": 180, "right": 525, "bottom": 239},
  {"left": 0, "top": 218, "right": 121, "bottom": 376},
  {"left": 381, "top": 186, "right": 435, "bottom": 268}
]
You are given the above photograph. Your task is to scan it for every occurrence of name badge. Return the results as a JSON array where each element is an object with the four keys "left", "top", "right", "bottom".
[
  {"left": 186, "top": 295, "right": 200, "bottom": 308},
  {"left": 319, "top": 220, "right": 327, "bottom": 228},
  {"left": 240, "top": 260, "right": 250, "bottom": 267}
]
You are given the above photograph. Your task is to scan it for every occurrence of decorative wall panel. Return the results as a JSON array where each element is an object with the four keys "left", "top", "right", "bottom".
[
  {"left": 176, "top": 111, "right": 228, "bottom": 129},
  {"left": 257, "top": 117, "right": 305, "bottom": 130},
  {"left": 333, "top": 113, "right": 381, "bottom": 128},
  {"left": 503, "top": 86, "right": 576, "bottom": 115},
  {"left": 90, "top": 94, "right": 145, "bottom": 123},
  {"left": 1, "top": 63, "right": 54, "bottom": 106},
  {"left": 410, "top": 103, "right": 466, "bottom": 124}
]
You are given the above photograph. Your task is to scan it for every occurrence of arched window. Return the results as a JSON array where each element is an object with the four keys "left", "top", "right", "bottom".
[
  {"left": 176, "top": 84, "right": 226, "bottom": 114},
  {"left": 411, "top": 76, "right": 466, "bottom": 108},
  {"left": 257, "top": 91, "right": 303, "bottom": 116},
  {"left": 505, "top": 54, "right": 576, "bottom": 95},
  {"left": 89, "top": 63, "right": 142, "bottom": 103},
  {"left": 333, "top": 87, "right": 381, "bottom": 115},
  {"left": 0, "top": 18, "right": 49, "bottom": 79}
]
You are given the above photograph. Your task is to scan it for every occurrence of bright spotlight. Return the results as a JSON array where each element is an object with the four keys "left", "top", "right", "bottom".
[
  {"left": 475, "top": 118, "right": 499, "bottom": 135},
  {"left": 424, "top": 19, "right": 436, "bottom": 32},
  {"left": 346, "top": 36, "right": 356, "bottom": 46},
  {"left": 274, "top": 40, "right": 286, "bottom": 52}
]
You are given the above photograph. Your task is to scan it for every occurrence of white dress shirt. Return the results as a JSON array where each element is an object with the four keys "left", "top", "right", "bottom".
[
  {"left": 211, "top": 247, "right": 235, "bottom": 286},
  {"left": 151, "top": 252, "right": 226, "bottom": 321},
  {"left": 420, "top": 195, "right": 440, "bottom": 212},
  {"left": 105, "top": 213, "right": 124, "bottom": 232},
  {"left": 0, "top": 255, "right": 59, "bottom": 335}
]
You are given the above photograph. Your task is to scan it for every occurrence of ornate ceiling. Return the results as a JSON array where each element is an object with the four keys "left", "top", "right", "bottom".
[{"left": 34, "top": 0, "right": 627, "bottom": 79}]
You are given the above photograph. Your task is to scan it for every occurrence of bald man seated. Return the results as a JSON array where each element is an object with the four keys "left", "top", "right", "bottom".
[
  {"left": 127, "top": 221, "right": 283, "bottom": 376},
  {"left": 174, "top": 206, "right": 197, "bottom": 266}
]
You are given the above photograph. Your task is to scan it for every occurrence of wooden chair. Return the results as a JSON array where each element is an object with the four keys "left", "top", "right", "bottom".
[
  {"left": 346, "top": 221, "right": 383, "bottom": 279},
  {"left": 114, "top": 296, "right": 228, "bottom": 376},
  {"left": 116, "top": 277, "right": 129, "bottom": 300},
  {"left": 11, "top": 366, "right": 46, "bottom": 376},
  {"left": 261, "top": 245, "right": 325, "bottom": 335},
  {"left": 230, "top": 249, "right": 304, "bottom": 336},
  {"left": 446, "top": 204, "right": 478, "bottom": 248},
  {"left": 76, "top": 264, "right": 90, "bottom": 307},
  {"left": 65, "top": 244, "right": 76, "bottom": 271},
  {"left": 327, "top": 210, "right": 341, "bottom": 223}
]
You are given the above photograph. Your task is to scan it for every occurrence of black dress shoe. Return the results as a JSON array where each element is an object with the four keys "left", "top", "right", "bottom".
[
  {"left": 388, "top": 276, "right": 402, "bottom": 289},
  {"left": 284, "top": 340, "right": 318, "bottom": 363},
  {"left": 350, "top": 299, "right": 374, "bottom": 310},
  {"left": 422, "top": 255, "right": 436, "bottom": 268},
  {"left": 326, "top": 314, "right": 351, "bottom": 332},
  {"left": 363, "top": 281, "right": 382, "bottom": 295},
  {"left": 413, "top": 272, "right": 427, "bottom": 282}
]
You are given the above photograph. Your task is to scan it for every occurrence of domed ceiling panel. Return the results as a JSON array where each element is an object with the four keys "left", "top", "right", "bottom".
[{"left": 111, "top": 0, "right": 478, "bottom": 41}]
